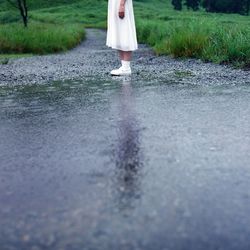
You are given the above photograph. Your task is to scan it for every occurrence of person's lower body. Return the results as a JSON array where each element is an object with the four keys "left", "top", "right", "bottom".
[
  {"left": 107, "top": 0, "right": 137, "bottom": 76},
  {"left": 110, "top": 50, "right": 132, "bottom": 76}
]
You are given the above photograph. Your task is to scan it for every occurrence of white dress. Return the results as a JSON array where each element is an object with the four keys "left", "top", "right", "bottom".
[{"left": 106, "top": 0, "right": 138, "bottom": 51}]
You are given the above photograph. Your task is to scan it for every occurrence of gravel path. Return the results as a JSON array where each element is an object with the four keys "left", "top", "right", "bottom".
[{"left": 0, "top": 28, "right": 250, "bottom": 86}]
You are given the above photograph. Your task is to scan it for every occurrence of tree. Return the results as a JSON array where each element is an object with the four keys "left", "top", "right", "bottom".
[
  {"left": 185, "top": 0, "right": 201, "bottom": 11},
  {"left": 6, "top": 0, "right": 28, "bottom": 27},
  {"left": 202, "top": 0, "right": 249, "bottom": 15},
  {"left": 172, "top": 0, "right": 183, "bottom": 10},
  {"left": 245, "top": 0, "right": 250, "bottom": 15},
  {"left": 202, "top": 0, "right": 212, "bottom": 11}
]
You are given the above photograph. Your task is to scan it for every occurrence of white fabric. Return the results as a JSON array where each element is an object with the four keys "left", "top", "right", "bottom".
[{"left": 106, "top": 0, "right": 138, "bottom": 51}]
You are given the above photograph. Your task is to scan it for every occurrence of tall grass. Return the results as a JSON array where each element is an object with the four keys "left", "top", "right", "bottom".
[
  {"left": 0, "top": 21, "right": 85, "bottom": 54},
  {"left": 203, "top": 26, "right": 250, "bottom": 66},
  {"left": 136, "top": 16, "right": 250, "bottom": 68},
  {"left": 135, "top": 0, "right": 250, "bottom": 68}
]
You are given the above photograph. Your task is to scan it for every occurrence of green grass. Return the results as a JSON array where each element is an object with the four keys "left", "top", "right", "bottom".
[
  {"left": 137, "top": 18, "right": 250, "bottom": 68},
  {"left": 0, "top": 0, "right": 249, "bottom": 68},
  {"left": 0, "top": 21, "right": 85, "bottom": 54},
  {"left": 134, "top": 1, "right": 250, "bottom": 68}
]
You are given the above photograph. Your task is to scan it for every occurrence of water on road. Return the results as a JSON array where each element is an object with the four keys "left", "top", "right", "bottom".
[{"left": 1, "top": 77, "right": 250, "bottom": 250}]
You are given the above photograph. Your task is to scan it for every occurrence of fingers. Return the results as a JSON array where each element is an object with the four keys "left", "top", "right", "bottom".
[
  {"left": 119, "top": 11, "right": 125, "bottom": 19},
  {"left": 118, "top": 4, "right": 125, "bottom": 19}
]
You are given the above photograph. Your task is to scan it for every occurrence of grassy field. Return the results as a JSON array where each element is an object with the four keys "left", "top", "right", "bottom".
[{"left": 0, "top": 0, "right": 249, "bottom": 68}]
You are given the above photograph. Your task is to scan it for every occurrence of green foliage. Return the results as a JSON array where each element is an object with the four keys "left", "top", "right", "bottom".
[
  {"left": 202, "top": 0, "right": 249, "bottom": 15},
  {"left": 135, "top": 0, "right": 250, "bottom": 68},
  {"left": 137, "top": 16, "right": 250, "bottom": 68},
  {"left": 0, "top": 21, "right": 85, "bottom": 54},
  {"left": 30, "top": 0, "right": 107, "bottom": 28},
  {"left": 0, "top": 11, "right": 20, "bottom": 24},
  {"left": 172, "top": 0, "right": 182, "bottom": 10},
  {"left": 137, "top": 19, "right": 209, "bottom": 57},
  {"left": 0, "top": 0, "right": 81, "bottom": 10},
  {"left": 202, "top": 25, "right": 250, "bottom": 66},
  {"left": 0, "top": 0, "right": 249, "bottom": 68},
  {"left": 164, "top": 22, "right": 209, "bottom": 57},
  {"left": 185, "top": 0, "right": 201, "bottom": 11},
  {"left": 170, "top": 0, "right": 250, "bottom": 15}
]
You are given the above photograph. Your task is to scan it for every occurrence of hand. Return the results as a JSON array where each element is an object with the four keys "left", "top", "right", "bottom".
[{"left": 119, "top": 4, "right": 125, "bottom": 19}]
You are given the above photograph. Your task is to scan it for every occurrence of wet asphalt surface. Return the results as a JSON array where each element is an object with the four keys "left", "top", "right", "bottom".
[{"left": 1, "top": 29, "right": 250, "bottom": 250}]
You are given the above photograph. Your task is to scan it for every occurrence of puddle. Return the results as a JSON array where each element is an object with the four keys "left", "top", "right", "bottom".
[{"left": 1, "top": 78, "right": 250, "bottom": 249}]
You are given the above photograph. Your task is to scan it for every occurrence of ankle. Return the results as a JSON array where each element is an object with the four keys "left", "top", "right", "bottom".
[{"left": 121, "top": 60, "right": 131, "bottom": 69}]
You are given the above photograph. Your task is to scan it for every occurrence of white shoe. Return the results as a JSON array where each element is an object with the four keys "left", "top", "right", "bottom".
[{"left": 110, "top": 66, "right": 131, "bottom": 76}]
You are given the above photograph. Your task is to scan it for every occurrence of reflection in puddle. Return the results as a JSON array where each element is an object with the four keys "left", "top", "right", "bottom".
[{"left": 113, "top": 77, "right": 143, "bottom": 214}]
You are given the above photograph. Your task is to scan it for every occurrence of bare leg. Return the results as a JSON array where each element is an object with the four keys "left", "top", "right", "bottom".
[
  {"left": 123, "top": 51, "right": 132, "bottom": 61},
  {"left": 118, "top": 50, "right": 132, "bottom": 61},
  {"left": 118, "top": 50, "right": 124, "bottom": 61}
]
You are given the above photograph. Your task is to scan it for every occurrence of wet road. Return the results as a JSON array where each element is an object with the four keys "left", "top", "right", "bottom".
[{"left": 1, "top": 77, "right": 250, "bottom": 250}]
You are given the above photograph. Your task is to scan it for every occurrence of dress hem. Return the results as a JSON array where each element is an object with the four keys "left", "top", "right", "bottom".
[{"left": 106, "top": 44, "right": 138, "bottom": 52}]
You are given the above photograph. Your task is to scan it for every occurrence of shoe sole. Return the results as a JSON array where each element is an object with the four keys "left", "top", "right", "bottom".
[{"left": 110, "top": 72, "right": 132, "bottom": 76}]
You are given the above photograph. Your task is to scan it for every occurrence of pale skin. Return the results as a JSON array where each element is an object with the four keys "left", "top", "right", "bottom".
[{"left": 118, "top": 0, "right": 132, "bottom": 61}]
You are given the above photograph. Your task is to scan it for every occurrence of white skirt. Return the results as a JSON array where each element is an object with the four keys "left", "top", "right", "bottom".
[{"left": 106, "top": 0, "right": 138, "bottom": 51}]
